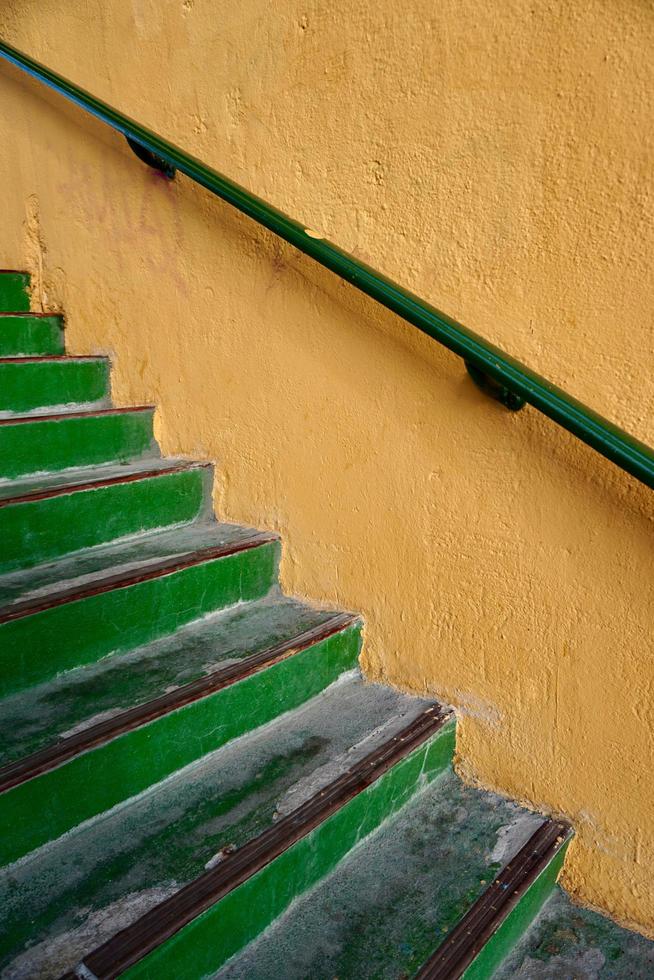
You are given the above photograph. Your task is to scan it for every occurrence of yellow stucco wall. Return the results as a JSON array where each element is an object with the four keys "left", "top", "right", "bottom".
[{"left": 1, "top": 0, "right": 653, "bottom": 935}]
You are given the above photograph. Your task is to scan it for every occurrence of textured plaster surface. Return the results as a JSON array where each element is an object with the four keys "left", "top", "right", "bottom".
[{"left": 0, "top": 0, "right": 653, "bottom": 934}]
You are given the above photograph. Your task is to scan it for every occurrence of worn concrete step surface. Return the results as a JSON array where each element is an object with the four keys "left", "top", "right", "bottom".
[
  {"left": 0, "top": 597, "right": 361, "bottom": 867},
  {"left": 0, "top": 458, "right": 214, "bottom": 573},
  {"left": 0, "top": 673, "right": 452, "bottom": 980},
  {"left": 0, "top": 594, "right": 354, "bottom": 768},
  {"left": 0, "top": 520, "right": 281, "bottom": 697},
  {"left": 0, "top": 405, "right": 157, "bottom": 479},
  {"left": 216, "top": 767, "right": 567, "bottom": 980},
  {"left": 0, "top": 355, "right": 111, "bottom": 413},
  {"left": 492, "top": 885, "right": 654, "bottom": 979},
  {"left": 0, "top": 312, "right": 64, "bottom": 357},
  {"left": 2, "top": 269, "right": 616, "bottom": 980}
]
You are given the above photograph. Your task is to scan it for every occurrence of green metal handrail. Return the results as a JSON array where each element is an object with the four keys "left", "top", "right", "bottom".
[{"left": 1, "top": 37, "right": 653, "bottom": 491}]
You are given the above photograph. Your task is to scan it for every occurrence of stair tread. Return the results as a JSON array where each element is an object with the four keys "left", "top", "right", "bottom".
[
  {"left": 0, "top": 455, "right": 208, "bottom": 503},
  {"left": 217, "top": 767, "right": 546, "bottom": 980},
  {"left": 0, "top": 672, "right": 436, "bottom": 978},
  {"left": 0, "top": 594, "right": 350, "bottom": 769},
  {"left": 0, "top": 519, "right": 276, "bottom": 612},
  {"left": 0, "top": 398, "right": 110, "bottom": 421},
  {"left": 492, "top": 885, "right": 654, "bottom": 979}
]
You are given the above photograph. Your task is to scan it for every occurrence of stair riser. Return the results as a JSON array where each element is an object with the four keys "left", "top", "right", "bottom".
[
  {"left": 0, "top": 468, "right": 211, "bottom": 574},
  {"left": 0, "top": 273, "right": 30, "bottom": 313},
  {"left": 0, "top": 625, "right": 361, "bottom": 868},
  {"left": 0, "top": 409, "right": 157, "bottom": 479},
  {"left": 0, "top": 315, "right": 64, "bottom": 357},
  {"left": 123, "top": 720, "right": 456, "bottom": 980},
  {"left": 0, "top": 358, "right": 109, "bottom": 413},
  {"left": 461, "top": 839, "right": 571, "bottom": 980},
  {"left": 0, "top": 539, "right": 281, "bottom": 697}
]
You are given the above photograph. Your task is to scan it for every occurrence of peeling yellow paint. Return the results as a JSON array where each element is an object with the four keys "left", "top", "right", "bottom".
[{"left": 0, "top": 0, "right": 653, "bottom": 937}]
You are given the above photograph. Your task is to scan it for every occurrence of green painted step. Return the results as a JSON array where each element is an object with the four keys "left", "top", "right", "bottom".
[
  {"left": 0, "top": 521, "right": 281, "bottom": 697},
  {"left": 0, "top": 605, "right": 361, "bottom": 867},
  {"left": 493, "top": 884, "right": 654, "bottom": 978},
  {"left": 0, "top": 271, "right": 591, "bottom": 980},
  {"left": 0, "top": 355, "right": 109, "bottom": 413},
  {"left": 0, "top": 673, "right": 449, "bottom": 978},
  {"left": 0, "top": 459, "right": 212, "bottom": 573},
  {"left": 0, "top": 313, "right": 64, "bottom": 356},
  {"left": 0, "top": 271, "right": 30, "bottom": 312},
  {"left": 0, "top": 405, "right": 157, "bottom": 479},
  {"left": 118, "top": 705, "right": 454, "bottom": 980},
  {"left": 0, "top": 594, "right": 347, "bottom": 766},
  {"left": 218, "top": 767, "right": 551, "bottom": 980}
]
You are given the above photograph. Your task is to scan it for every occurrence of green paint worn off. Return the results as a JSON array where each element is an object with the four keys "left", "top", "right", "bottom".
[
  {"left": 0, "top": 315, "right": 64, "bottom": 356},
  {"left": 0, "top": 623, "right": 361, "bottom": 868},
  {"left": 461, "top": 834, "right": 572, "bottom": 979},
  {"left": 0, "top": 408, "right": 156, "bottom": 479},
  {"left": 0, "top": 272, "right": 30, "bottom": 312},
  {"left": 123, "top": 719, "right": 456, "bottom": 979},
  {"left": 0, "top": 357, "right": 109, "bottom": 413}
]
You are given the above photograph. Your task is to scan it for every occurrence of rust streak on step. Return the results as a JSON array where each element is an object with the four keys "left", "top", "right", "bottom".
[
  {"left": 0, "top": 461, "right": 210, "bottom": 507},
  {"left": 415, "top": 819, "right": 573, "bottom": 980},
  {"left": 0, "top": 405, "right": 154, "bottom": 426},
  {"left": 0, "top": 612, "right": 358, "bottom": 794},
  {"left": 0, "top": 530, "right": 278, "bottom": 625},
  {"left": 73, "top": 703, "right": 451, "bottom": 980}
]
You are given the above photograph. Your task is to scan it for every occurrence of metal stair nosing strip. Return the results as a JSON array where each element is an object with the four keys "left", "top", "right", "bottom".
[
  {"left": 0, "top": 405, "right": 155, "bottom": 426},
  {"left": 415, "top": 818, "right": 573, "bottom": 980}
]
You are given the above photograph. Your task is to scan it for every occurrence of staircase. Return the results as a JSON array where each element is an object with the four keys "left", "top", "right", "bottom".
[{"left": 0, "top": 269, "right": 649, "bottom": 979}]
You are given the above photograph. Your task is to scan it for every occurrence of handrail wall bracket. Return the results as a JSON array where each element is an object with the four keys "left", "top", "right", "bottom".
[
  {"left": 126, "top": 137, "right": 176, "bottom": 179},
  {"left": 465, "top": 362, "right": 526, "bottom": 412}
]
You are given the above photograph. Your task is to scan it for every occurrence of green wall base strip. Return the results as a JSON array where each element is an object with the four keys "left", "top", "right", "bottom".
[
  {"left": 76, "top": 712, "right": 456, "bottom": 979},
  {"left": 0, "top": 620, "right": 361, "bottom": 868},
  {"left": 0, "top": 356, "right": 109, "bottom": 412},
  {"left": 416, "top": 820, "right": 573, "bottom": 980},
  {"left": 0, "top": 314, "right": 64, "bottom": 356},
  {"left": 0, "top": 534, "right": 281, "bottom": 697},
  {"left": 0, "top": 463, "right": 211, "bottom": 573},
  {"left": 0, "top": 272, "right": 30, "bottom": 312},
  {"left": 0, "top": 406, "right": 156, "bottom": 478}
]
